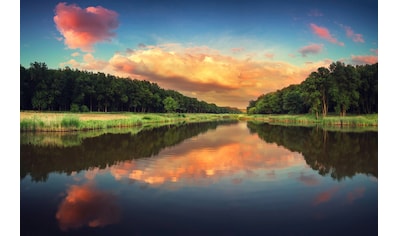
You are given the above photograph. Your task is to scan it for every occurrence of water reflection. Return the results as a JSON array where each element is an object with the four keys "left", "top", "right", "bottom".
[
  {"left": 20, "top": 121, "right": 378, "bottom": 235},
  {"left": 21, "top": 121, "right": 237, "bottom": 182},
  {"left": 247, "top": 122, "right": 378, "bottom": 180},
  {"left": 105, "top": 123, "right": 304, "bottom": 187},
  {"left": 56, "top": 183, "right": 121, "bottom": 231},
  {"left": 21, "top": 121, "right": 378, "bottom": 184}
]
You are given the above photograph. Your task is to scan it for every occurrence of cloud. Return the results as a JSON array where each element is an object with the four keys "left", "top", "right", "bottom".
[
  {"left": 350, "top": 54, "right": 378, "bottom": 65},
  {"left": 105, "top": 125, "right": 306, "bottom": 187},
  {"left": 298, "top": 43, "right": 323, "bottom": 57},
  {"left": 313, "top": 186, "right": 340, "bottom": 205},
  {"left": 297, "top": 173, "right": 320, "bottom": 186},
  {"left": 310, "top": 23, "right": 344, "bottom": 46},
  {"left": 231, "top": 47, "right": 244, "bottom": 53},
  {"left": 347, "top": 187, "right": 366, "bottom": 204},
  {"left": 61, "top": 44, "right": 332, "bottom": 108},
  {"left": 343, "top": 25, "right": 365, "bottom": 43},
  {"left": 56, "top": 184, "right": 120, "bottom": 231},
  {"left": 54, "top": 2, "right": 119, "bottom": 52},
  {"left": 60, "top": 53, "right": 108, "bottom": 71},
  {"left": 264, "top": 52, "right": 275, "bottom": 59}
]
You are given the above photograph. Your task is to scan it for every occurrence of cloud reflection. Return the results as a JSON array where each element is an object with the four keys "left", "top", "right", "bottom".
[
  {"left": 104, "top": 125, "right": 306, "bottom": 187},
  {"left": 56, "top": 184, "right": 121, "bottom": 231}
]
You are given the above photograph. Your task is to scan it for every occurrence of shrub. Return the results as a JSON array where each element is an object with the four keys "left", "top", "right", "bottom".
[
  {"left": 80, "top": 105, "right": 89, "bottom": 112},
  {"left": 70, "top": 104, "right": 80, "bottom": 112}
]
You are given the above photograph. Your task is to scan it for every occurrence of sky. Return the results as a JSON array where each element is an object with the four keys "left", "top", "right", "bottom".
[{"left": 19, "top": 0, "right": 378, "bottom": 109}]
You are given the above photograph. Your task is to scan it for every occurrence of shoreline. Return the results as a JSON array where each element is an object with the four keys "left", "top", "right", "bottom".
[{"left": 20, "top": 111, "right": 378, "bottom": 132}]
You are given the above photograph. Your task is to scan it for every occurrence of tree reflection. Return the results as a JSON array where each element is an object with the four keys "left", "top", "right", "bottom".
[
  {"left": 21, "top": 121, "right": 237, "bottom": 182},
  {"left": 247, "top": 122, "right": 377, "bottom": 180}
]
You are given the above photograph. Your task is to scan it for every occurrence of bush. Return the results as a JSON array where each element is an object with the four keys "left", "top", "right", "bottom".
[
  {"left": 70, "top": 104, "right": 80, "bottom": 112},
  {"left": 80, "top": 105, "right": 89, "bottom": 112}
]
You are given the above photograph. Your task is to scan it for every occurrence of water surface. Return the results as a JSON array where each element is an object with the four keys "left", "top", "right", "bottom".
[{"left": 20, "top": 121, "right": 378, "bottom": 235}]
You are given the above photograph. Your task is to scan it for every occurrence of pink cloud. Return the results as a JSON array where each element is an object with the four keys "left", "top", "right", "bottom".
[
  {"left": 298, "top": 43, "right": 323, "bottom": 57},
  {"left": 231, "top": 47, "right": 244, "bottom": 53},
  {"left": 54, "top": 2, "right": 119, "bottom": 52},
  {"left": 351, "top": 55, "right": 378, "bottom": 65},
  {"left": 310, "top": 23, "right": 344, "bottom": 46},
  {"left": 370, "top": 48, "right": 378, "bottom": 55},
  {"left": 264, "top": 52, "right": 275, "bottom": 59},
  {"left": 347, "top": 187, "right": 366, "bottom": 203},
  {"left": 313, "top": 186, "right": 340, "bottom": 205},
  {"left": 344, "top": 26, "right": 365, "bottom": 43}
]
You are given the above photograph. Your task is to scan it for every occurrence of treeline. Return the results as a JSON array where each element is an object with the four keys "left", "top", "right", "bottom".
[
  {"left": 20, "top": 62, "right": 241, "bottom": 114},
  {"left": 247, "top": 61, "right": 377, "bottom": 117}
]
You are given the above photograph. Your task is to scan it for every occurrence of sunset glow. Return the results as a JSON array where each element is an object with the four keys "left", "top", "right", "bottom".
[{"left": 21, "top": 0, "right": 378, "bottom": 108}]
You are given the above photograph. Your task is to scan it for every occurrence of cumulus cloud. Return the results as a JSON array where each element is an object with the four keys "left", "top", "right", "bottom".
[
  {"left": 343, "top": 25, "right": 364, "bottom": 43},
  {"left": 298, "top": 43, "right": 323, "bottom": 57},
  {"left": 60, "top": 53, "right": 108, "bottom": 71},
  {"left": 56, "top": 184, "right": 120, "bottom": 231},
  {"left": 310, "top": 23, "right": 344, "bottom": 46},
  {"left": 61, "top": 44, "right": 331, "bottom": 108},
  {"left": 106, "top": 125, "right": 305, "bottom": 186},
  {"left": 54, "top": 2, "right": 119, "bottom": 52}
]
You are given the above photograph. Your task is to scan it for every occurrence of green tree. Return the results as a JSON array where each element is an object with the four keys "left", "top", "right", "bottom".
[
  {"left": 329, "top": 61, "right": 360, "bottom": 116},
  {"left": 163, "top": 96, "right": 179, "bottom": 113}
]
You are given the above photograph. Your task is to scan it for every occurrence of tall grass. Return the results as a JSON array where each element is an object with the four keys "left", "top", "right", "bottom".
[{"left": 20, "top": 112, "right": 240, "bottom": 132}]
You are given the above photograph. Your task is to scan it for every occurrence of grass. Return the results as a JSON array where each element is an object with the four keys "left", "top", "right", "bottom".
[
  {"left": 20, "top": 111, "right": 377, "bottom": 132},
  {"left": 20, "top": 111, "right": 240, "bottom": 132}
]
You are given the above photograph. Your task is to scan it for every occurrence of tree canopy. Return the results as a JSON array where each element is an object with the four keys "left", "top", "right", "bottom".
[
  {"left": 247, "top": 61, "right": 377, "bottom": 116},
  {"left": 20, "top": 62, "right": 242, "bottom": 114}
]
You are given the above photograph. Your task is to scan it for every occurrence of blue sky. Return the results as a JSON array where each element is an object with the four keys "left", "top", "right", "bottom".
[{"left": 20, "top": 0, "right": 378, "bottom": 108}]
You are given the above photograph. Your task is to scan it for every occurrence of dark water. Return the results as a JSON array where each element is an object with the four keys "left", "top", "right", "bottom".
[{"left": 20, "top": 121, "right": 378, "bottom": 236}]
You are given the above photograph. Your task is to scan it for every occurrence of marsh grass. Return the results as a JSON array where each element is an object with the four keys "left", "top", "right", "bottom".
[
  {"left": 20, "top": 111, "right": 377, "bottom": 132},
  {"left": 20, "top": 112, "right": 239, "bottom": 132}
]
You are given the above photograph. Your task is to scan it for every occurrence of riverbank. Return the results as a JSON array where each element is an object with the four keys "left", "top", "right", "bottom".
[
  {"left": 20, "top": 111, "right": 238, "bottom": 132},
  {"left": 20, "top": 111, "right": 377, "bottom": 132}
]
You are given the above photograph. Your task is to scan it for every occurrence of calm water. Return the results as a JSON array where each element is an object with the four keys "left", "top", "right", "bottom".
[{"left": 20, "top": 121, "right": 378, "bottom": 236}]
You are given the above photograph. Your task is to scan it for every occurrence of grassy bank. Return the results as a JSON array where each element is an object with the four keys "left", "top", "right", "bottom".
[
  {"left": 20, "top": 111, "right": 239, "bottom": 132},
  {"left": 20, "top": 111, "right": 377, "bottom": 132},
  {"left": 238, "top": 113, "right": 378, "bottom": 127}
]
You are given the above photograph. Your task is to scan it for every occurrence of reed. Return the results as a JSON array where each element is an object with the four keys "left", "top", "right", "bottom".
[{"left": 20, "top": 112, "right": 239, "bottom": 132}]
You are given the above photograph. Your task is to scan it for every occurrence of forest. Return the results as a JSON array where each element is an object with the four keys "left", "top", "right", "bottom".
[
  {"left": 20, "top": 62, "right": 242, "bottom": 114},
  {"left": 247, "top": 61, "right": 378, "bottom": 117}
]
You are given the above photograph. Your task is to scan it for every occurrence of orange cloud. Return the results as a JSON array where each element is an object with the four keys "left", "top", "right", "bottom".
[
  {"left": 61, "top": 44, "right": 332, "bottom": 108},
  {"left": 56, "top": 184, "right": 120, "bottom": 231},
  {"left": 310, "top": 23, "right": 344, "bottom": 46},
  {"left": 54, "top": 2, "right": 119, "bottom": 52},
  {"left": 298, "top": 43, "right": 323, "bottom": 57},
  {"left": 105, "top": 45, "right": 330, "bottom": 108},
  {"left": 105, "top": 125, "right": 306, "bottom": 187}
]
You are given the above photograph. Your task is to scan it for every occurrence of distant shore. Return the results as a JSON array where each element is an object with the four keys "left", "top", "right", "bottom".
[{"left": 20, "top": 111, "right": 377, "bottom": 132}]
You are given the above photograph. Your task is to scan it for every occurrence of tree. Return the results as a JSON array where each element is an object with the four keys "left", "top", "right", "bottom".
[
  {"left": 163, "top": 96, "right": 179, "bottom": 113},
  {"left": 329, "top": 61, "right": 360, "bottom": 116}
]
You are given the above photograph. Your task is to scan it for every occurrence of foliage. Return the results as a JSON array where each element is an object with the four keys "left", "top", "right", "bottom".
[
  {"left": 163, "top": 96, "right": 179, "bottom": 113},
  {"left": 247, "top": 61, "right": 377, "bottom": 116},
  {"left": 20, "top": 62, "right": 242, "bottom": 114}
]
